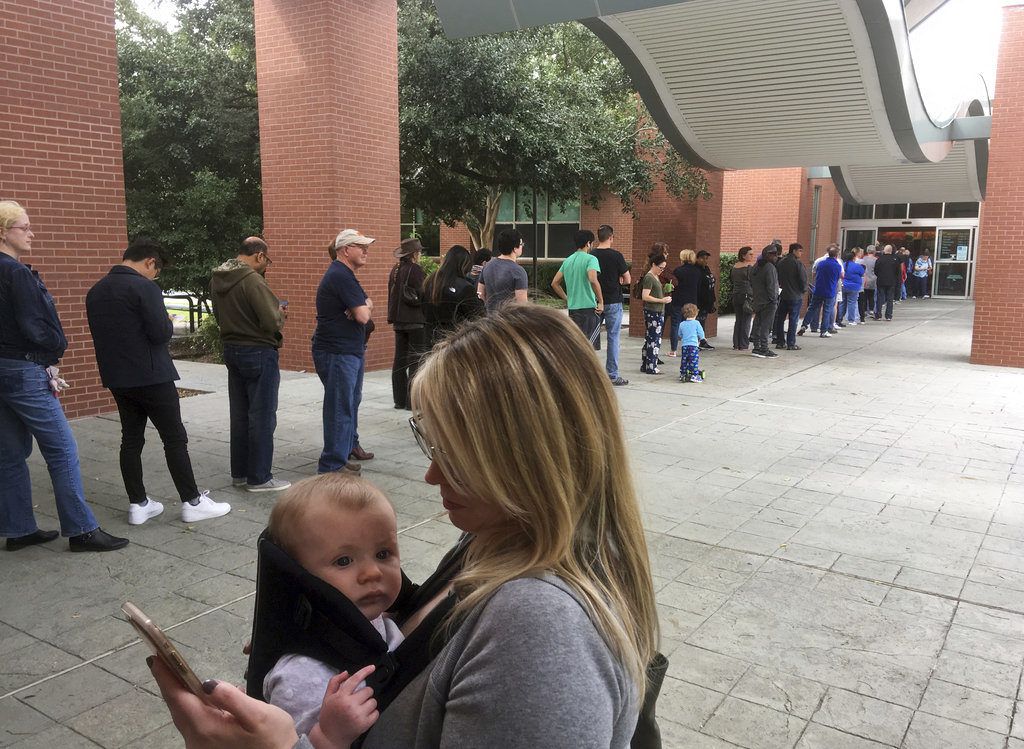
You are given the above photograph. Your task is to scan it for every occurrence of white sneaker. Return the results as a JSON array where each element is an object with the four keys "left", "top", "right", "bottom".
[
  {"left": 181, "top": 491, "right": 232, "bottom": 523},
  {"left": 246, "top": 478, "right": 291, "bottom": 493},
  {"left": 128, "top": 498, "right": 164, "bottom": 526}
]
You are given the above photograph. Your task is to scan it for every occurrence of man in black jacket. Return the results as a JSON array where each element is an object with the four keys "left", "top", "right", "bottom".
[
  {"left": 773, "top": 243, "right": 808, "bottom": 350},
  {"left": 86, "top": 238, "right": 231, "bottom": 526},
  {"left": 872, "top": 244, "right": 901, "bottom": 321}
]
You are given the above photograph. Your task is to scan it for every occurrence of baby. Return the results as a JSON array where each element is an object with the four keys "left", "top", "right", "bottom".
[{"left": 264, "top": 473, "right": 404, "bottom": 746}]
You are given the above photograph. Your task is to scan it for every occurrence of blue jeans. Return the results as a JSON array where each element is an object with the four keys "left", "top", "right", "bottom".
[
  {"left": 802, "top": 294, "right": 832, "bottom": 332},
  {"left": 665, "top": 304, "right": 683, "bottom": 352},
  {"left": 223, "top": 345, "right": 280, "bottom": 486},
  {"left": 774, "top": 298, "right": 802, "bottom": 347},
  {"left": 602, "top": 303, "right": 623, "bottom": 380},
  {"left": 314, "top": 350, "right": 364, "bottom": 473},
  {"left": 842, "top": 290, "right": 860, "bottom": 322},
  {"left": 0, "top": 358, "right": 98, "bottom": 537},
  {"left": 875, "top": 285, "right": 896, "bottom": 319}
]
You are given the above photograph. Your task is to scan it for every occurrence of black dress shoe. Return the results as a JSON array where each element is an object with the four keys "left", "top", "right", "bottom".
[
  {"left": 699, "top": 340, "right": 715, "bottom": 350},
  {"left": 6, "top": 529, "right": 59, "bottom": 551},
  {"left": 787, "top": 344, "right": 801, "bottom": 350},
  {"left": 69, "top": 528, "right": 129, "bottom": 552}
]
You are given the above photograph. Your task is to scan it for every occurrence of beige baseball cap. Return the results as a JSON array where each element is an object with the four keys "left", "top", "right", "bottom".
[{"left": 333, "top": 229, "right": 375, "bottom": 250}]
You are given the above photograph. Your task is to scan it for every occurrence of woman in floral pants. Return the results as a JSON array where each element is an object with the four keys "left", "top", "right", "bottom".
[{"left": 639, "top": 249, "right": 672, "bottom": 374}]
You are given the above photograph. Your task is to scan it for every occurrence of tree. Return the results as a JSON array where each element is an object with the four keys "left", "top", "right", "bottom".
[
  {"left": 398, "top": 0, "right": 710, "bottom": 250},
  {"left": 117, "top": 0, "right": 262, "bottom": 300}
]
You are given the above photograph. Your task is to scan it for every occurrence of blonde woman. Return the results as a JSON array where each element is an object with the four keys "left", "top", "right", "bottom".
[
  {"left": 667, "top": 248, "right": 699, "bottom": 356},
  {"left": 150, "top": 305, "right": 659, "bottom": 749},
  {"left": 0, "top": 201, "right": 128, "bottom": 551}
]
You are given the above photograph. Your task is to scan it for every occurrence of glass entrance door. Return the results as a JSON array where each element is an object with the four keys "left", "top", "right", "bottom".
[{"left": 934, "top": 228, "right": 975, "bottom": 297}]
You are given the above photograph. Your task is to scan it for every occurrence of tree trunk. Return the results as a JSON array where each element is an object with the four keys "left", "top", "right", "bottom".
[{"left": 466, "top": 187, "right": 502, "bottom": 251}]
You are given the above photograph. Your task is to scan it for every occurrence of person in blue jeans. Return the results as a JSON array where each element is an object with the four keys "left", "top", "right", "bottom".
[
  {"left": 0, "top": 201, "right": 129, "bottom": 552},
  {"left": 312, "top": 229, "right": 376, "bottom": 475},
  {"left": 677, "top": 304, "right": 705, "bottom": 383},
  {"left": 841, "top": 249, "right": 866, "bottom": 324},
  {"left": 211, "top": 237, "right": 289, "bottom": 493},
  {"left": 774, "top": 243, "right": 807, "bottom": 349},
  {"left": 804, "top": 246, "right": 843, "bottom": 338},
  {"left": 591, "top": 224, "right": 631, "bottom": 386}
]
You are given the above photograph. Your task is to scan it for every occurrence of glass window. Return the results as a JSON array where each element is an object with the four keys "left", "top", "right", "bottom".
[
  {"left": 844, "top": 229, "right": 875, "bottom": 251},
  {"left": 874, "top": 204, "right": 908, "bottom": 219},
  {"left": 944, "top": 202, "right": 980, "bottom": 218},
  {"left": 909, "top": 203, "right": 943, "bottom": 219},
  {"left": 546, "top": 224, "right": 578, "bottom": 258},
  {"left": 515, "top": 188, "right": 546, "bottom": 223},
  {"left": 935, "top": 263, "right": 970, "bottom": 297},
  {"left": 548, "top": 197, "right": 581, "bottom": 222},
  {"left": 937, "top": 229, "right": 972, "bottom": 261},
  {"left": 497, "top": 192, "right": 516, "bottom": 223},
  {"left": 842, "top": 202, "right": 873, "bottom": 220}
]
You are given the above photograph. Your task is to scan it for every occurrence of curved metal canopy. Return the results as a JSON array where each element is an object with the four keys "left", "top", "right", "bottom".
[{"left": 431, "top": 0, "right": 990, "bottom": 205}]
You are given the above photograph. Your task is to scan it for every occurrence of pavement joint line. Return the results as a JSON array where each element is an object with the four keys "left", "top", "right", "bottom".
[{"left": 0, "top": 513, "right": 451, "bottom": 704}]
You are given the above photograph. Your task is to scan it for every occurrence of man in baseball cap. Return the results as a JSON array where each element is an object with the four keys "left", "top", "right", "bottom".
[{"left": 312, "top": 228, "right": 376, "bottom": 474}]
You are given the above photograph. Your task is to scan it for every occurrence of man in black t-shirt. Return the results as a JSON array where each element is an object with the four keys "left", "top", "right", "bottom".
[
  {"left": 591, "top": 225, "right": 631, "bottom": 386},
  {"left": 312, "top": 229, "right": 375, "bottom": 475}
]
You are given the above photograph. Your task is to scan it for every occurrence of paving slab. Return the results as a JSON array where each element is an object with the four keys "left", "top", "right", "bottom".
[{"left": 4, "top": 300, "right": 1024, "bottom": 747}]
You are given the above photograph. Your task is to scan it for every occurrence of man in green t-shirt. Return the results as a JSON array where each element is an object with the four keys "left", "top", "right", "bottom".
[{"left": 551, "top": 229, "right": 604, "bottom": 348}]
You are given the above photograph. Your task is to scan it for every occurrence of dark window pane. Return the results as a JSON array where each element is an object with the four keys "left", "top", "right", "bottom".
[
  {"left": 935, "top": 263, "right": 970, "bottom": 296},
  {"left": 874, "top": 204, "right": 908, "bottom": 219},
  {"left": 909, "top": 203, "right": 943, "bottom": 219},
  {"left": 937, "top": 229, "right": 972, "bottom": 261},
  {"left": 944, "top": 202, "right": 980, "bottom": 218},
  {"left": 546, "top": 223, "right": 579, "bottom": 258},
  {"left": 513, "top": 223, "right": 544, "bottom": 259},
  {"left": 844, "top": 230, "right": 875, "bottom": 250},
  {"left": 842, "top": 202, "right": 873, "bottom": 220}
]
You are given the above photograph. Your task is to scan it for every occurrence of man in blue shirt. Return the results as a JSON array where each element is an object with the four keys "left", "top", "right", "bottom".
[
  {"left": 312, "top": 229, "right": 375, "bottom": 474},
  {"left": 801, "top": 245, "right": 843, "bottom": 338}
]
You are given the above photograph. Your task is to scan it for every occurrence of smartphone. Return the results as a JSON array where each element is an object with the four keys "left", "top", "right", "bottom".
[{"left": 121, "top": 602, "right": 204, "bottom": 696}]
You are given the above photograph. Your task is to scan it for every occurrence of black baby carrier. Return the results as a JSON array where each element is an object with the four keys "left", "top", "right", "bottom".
[{"left": 245, "top": 531, "right": 464, "bottom": 712}]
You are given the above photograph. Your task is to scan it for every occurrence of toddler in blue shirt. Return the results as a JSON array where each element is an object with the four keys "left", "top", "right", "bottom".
[{"left": 677, "top": 304, "right": 705, "bottom": 383}]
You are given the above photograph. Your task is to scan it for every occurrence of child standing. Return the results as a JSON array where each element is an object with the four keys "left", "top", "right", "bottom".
[
  {"left": 264, "top": 473, "right": 405, "bottom": 746},
  {"left": 678, "top": 303, "right": 705, "bottom": 383}
]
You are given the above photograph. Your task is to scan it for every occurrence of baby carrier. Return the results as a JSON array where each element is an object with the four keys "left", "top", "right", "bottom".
[{"left": 245, "top": 531, "right": 465, "bottom": 711}]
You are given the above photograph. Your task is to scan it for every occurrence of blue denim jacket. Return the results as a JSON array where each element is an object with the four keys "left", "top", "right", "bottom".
[{"left": 0, "top": 253, "right": 68, "bottom": 365}]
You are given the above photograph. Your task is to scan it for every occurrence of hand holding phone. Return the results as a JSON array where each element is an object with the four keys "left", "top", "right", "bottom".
[{"left": 122, "top": 602, "right": 204, "bottom": 697}]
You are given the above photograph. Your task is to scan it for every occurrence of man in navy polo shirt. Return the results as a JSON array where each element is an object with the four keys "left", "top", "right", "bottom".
[{"left": 312, "top": 229, "right": 375, "bottom": 474}]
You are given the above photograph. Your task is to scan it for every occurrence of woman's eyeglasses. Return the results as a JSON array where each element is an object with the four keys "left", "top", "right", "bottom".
[{"left": 409, "top": 415, "right": 439, "bottom": 461}]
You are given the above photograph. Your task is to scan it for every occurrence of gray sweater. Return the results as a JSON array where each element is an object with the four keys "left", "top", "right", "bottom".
[{"left": 294, "top": 575, "right": 639, "bottom": 749}]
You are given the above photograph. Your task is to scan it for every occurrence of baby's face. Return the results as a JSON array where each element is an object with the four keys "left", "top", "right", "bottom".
[{"left": 293, "top": 500, "right": 402, "bottom": 621}]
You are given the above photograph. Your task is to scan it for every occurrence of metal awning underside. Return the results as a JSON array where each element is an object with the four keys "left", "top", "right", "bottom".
[{"left": 431, "top": 0, "right": 990, "bottom": 205}]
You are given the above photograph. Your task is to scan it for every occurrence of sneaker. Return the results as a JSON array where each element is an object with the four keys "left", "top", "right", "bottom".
[
  {"left": 611, "top": 377, "right": 629, "bottom": 386},
  {"left": 775, "top": 343, "right": 786, "bottom": 349},
  {"left": 691, "top": 376, "right": 704, "bottom": 383},
  {"left": 829, "top": 328, "right": 840, "bottom": 334},
  {"left": 341, "top": 462, "right": 362, "bottom": 474},
  {"left": 128, "top": 498, "right": 165, "bottom": 526},
  {"left": 924, "top": 295, "right": 931, "bottom": 298},
  {"left": 181, "top": 491, "right": 232, "bottom": 523},
  {"left": 667, "top": 351, "right": 677, "bottom": 358},
  {"left": 5, "top": 529, "right": 59, "bottom": 551},
  {"left": 69, "top": 528, "right": 129, "bottom": 552},
  {"left": 246, "top": 478, "right": 291, "bottom": 493},
  {"left": 751, "top": 349, "right": 767, "bottom": 358},
  {"left": 232, "top": 477, "right": 246, "bottom": 487},
  {"left": 797, "top": 327, "right": 806, "bottom": 336},
  {"left": 787, "top": 344, "right": 801, "bottom": 351},
  {"left": 764, "top": 349, "right": 779, "bottom": 358},
  {"left": 820, "top": 332, "right": 832, "bottom": 338},
  {"left": 699, "top": 340, "right": 715, "bottom": 350},
  {"left": 679, "top": 375, "right": 691, "bottom": 383}
]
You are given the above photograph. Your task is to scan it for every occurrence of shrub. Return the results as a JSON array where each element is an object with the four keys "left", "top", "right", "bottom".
[
  {"left": 418, "top": 254, "right": 439, "bottom": 277},
  {"left": 171, "top": 314, "right": 224, "bottom": 362},
  {"left": 718, "top": 252, "right": 737, "bottom": 314},
  {"left": 520, "top": 260, "right": 563, "bottom": 295}
]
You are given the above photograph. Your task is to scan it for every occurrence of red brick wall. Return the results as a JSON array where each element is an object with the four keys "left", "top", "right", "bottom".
[
  {"left": 797, "top": 178, "right": 843, "bottom": 259},
  {"left": 0, "top": 0, "right": 126, "bottom": 418},
  {"left": 254, "top": 0, "right": 400, "bottom": 372},
  {"left": 972, "top": 5, "right": 1024, "bottom": 367},
  {"left": 720, "top": 168, "right": 805, "bottom": 253},
  {"left": 439, "top": 223, "right": 475, "bottom": 251}
]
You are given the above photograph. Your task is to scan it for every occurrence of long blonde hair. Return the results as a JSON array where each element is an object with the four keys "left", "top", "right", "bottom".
[{"left": 411, "top": 305, "right": 658, "bottom": 693}]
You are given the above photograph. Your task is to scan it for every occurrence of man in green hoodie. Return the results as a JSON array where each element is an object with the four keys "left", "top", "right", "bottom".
[{"left": 210, "top": 237, "right": 290, "bottom": 493}]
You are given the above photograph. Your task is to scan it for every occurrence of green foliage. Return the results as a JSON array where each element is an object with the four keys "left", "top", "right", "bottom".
[
  {"left": 171, "top": 314, "right": 224, "bottom": 361},
  {"left": 418, "top": 254, "right": 439, "bottom": 277},
  {"left": 117, "top": 0, "right": 262, "bottom": 300},
  {"left": 520, "top": 261, "right": 563, "bottom": 296},
  {"left": 718, "top": 252, "right": 738, "bottom": 314},
  {"left": 397, "top": 0, "right": 710, "bottom": 249}
]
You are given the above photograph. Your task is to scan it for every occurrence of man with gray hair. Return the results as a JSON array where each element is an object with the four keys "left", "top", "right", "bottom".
[
  {"left": 858, "top": 245, "right": 877, "bottom": 323},
  {"left": 312, "top": 229, "right": 375, "bottom": 475},
  {"left": 872, "top": 244, "right": 901, "bottom": 321}
]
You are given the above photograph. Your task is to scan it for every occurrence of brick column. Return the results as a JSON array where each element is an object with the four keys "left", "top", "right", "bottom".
[
  {"left": 0, "top": 0, "right": 127, "bottom": 418},
  {"left": 254, "top": 0, "right": 400, "bottom": 372},
  {"left": 971, "top": 4, "right": 1024, "bottom": 368},
  {"left": 629, "top": 172, "right": 724, "bottom": 338}
]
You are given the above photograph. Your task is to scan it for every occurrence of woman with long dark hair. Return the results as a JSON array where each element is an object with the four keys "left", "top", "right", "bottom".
[
  {"left": 421, "top": 245, "right": 484, "bottom": 344},
  {"left": 730, "top": 246, "right": 755, "bottom": 350},
  {"left": 639, "top": 246, "right": 673, "bottom": 374}
]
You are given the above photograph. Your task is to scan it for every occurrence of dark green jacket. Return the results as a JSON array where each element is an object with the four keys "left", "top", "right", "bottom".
[{"left": 210, "top": 259, "right": 284, "bottom": 349}]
